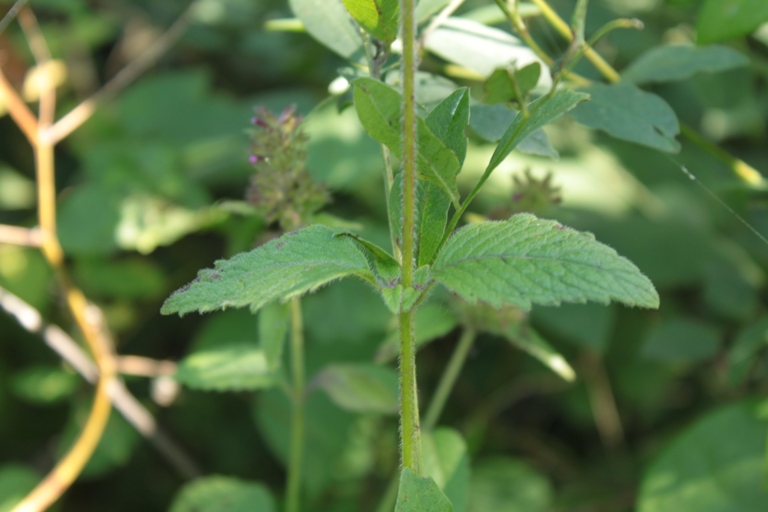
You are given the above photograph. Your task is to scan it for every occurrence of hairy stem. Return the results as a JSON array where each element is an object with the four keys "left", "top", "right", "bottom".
[
  {"left": 286, "top": 297, "right": 305, "bottom": 512},
  {"left": 423, "top": 329, "right": 476, "bottom": 430},
  {"left": 399, "top": 309, "right": 422, "bottom": 474}
]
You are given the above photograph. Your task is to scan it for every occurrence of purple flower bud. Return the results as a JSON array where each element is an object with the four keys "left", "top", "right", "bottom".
[
  {"left": 251, "top": 116, "right": 268, "bottom": 127},
  {"left": 278, "top": 105, "right": 297, "bottom": 124},
  {"left": 249, "top": 154, "right": 264, "bottom": 164}
]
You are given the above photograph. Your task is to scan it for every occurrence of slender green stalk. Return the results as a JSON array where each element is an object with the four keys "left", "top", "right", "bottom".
[
  {"left": 286, "top": 297, "right": 305, "bottom": 512},
  {"left": 398, "top": 0, "right": 423, "bottom": 477},
  {"left": 423, "top": 329, "right": 476, "bottom": 430}
]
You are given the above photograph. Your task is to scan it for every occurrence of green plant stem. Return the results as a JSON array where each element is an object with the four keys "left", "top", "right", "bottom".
[
  {"left": 423, "top": 328, "right": 476, "bottom": 430},
  {"left": 399, "top": 309, "right": 422, "bottom": 474},
  {"left": 286, "top": 297, "right": 305, "bottom": 512}
]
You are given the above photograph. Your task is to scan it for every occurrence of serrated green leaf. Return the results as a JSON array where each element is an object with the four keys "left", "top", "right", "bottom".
[
  {"left": 469, "top": 104, "right": 558, "bottom": 158},
  {"left": 433, "top": 215, "right": 659, "bottom": 311},
  {"left": 161, "top": 225, "right": 373, "bottom": 316},
  {"left": 570, "top": 83, "right": 680, "bottom": 152},
  {"left": 258, "top": 302, "right": 290, "bottom": 370},
  {"left": 622, "top": 45, "right": 749, "bottom": 84},
  {"left": 289, "top": 0, "right": 363, "bottom": 59},
  {"left": 469, "top": 457, "right": 553, "bottom": 512},
  {"left": 426, "top": 88, "right": 470, "bottom": 166},
  {"left": 637, "top": 399, "right": 768, "bottom": 512},
  {"left": 396, "top": 467, "right": 453, "bottom": 512},
  {"left": 696, "top": 0, "right": 768, "bottom": 44},
  {"left": 175, "top": 344, "right": 279, "bottom": 391},
  {"left": 342, "top": 0, "right": 399, "bottom": 44},
  {"left": 423, "top": 428, "right": 470, "bottom": 512},
  {"left": 353, "top": 78, "right": 461, "bottom": 204},
  {"left": 487, "top": 89, "right": 587, "bottom": 172},
  {"left": 376, "top": 301, "right": 459, "bottom": 362},
  {"left": 313, "top": 363, "right": 399, "bottom": 414},
  {"left": 169, "top": 476, "right": 276, "bottom": 512}
]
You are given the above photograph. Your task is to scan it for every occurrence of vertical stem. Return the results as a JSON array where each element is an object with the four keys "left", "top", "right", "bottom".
[
  {"left": 423, "top": 329, "right": 476, "bottom": 430},
  {"left": 398, "top": 0, "right": 423, "bottom": 476},
  {"left": 286, "top": 297, "right": 305, "bottom": 512},
  {"left": 399, "top": 309, "right": 422, "bottom": 474}
]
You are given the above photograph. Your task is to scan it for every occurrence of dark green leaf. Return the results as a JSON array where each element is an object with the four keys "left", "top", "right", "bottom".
[
  {"left": 433, "top": 215, "right": 659, "bottom": 311},
  {"left": 488, "top": 89, "right": 588, "bottom": 171},
  {"left": 169, "top": 476, "right": 276, "bottom": 512},
  {"left": 469, "top": 457, "right": 553, "bottom": 512},
  {"left": 642, "top": 318, "right": 721, "bottom": 363},
  {"left": 637, "top": 399, "right": 768, "bottom": 512},
  {"left": 483, "top": 63, "right": 541, "bottom": 105},
  {"left": 353, "top": 78, "right": 461, "bottom": 204},
  {"left": 622, "top": 45, "right": 749, "bottom": 84},
  {"left": 727, "top": 318, "right": 768, "bottom": 384},
  {"left": 289, "top": 0, "right": 363, "bottom": 59},
  {"left": 342, "top": 0, "right": 399, "bottom": 44},
  {"left": 396, "top": 467, "right": 453, "bottom": 512},
  {"left": 423, "top": 428, "right": 470, "bottom": 512},
  {"left": 696, "top": 0, "right": 768, "bottom": 44},
  {"left": 161, "top": 225, "right": 373, "bottom": 316},
  {"left": 313, "top": 363, "right": 399, "bottom": 414},
  {"left": 426, "top": 88, "right": 470, "bottom": 165},
  {"left": 175, "top": 344, "right": 279, "bottom": 391},
  {"left": 570, "top": 83, "right": 680, "bottom": 152},
  {"left": 416, "top": 181, "right": 452, "bottom": 267}
]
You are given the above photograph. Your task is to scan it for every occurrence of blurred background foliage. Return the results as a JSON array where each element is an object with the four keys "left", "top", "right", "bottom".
[{"left": 1, "top": 0, "right": 768, "bottom": 511}]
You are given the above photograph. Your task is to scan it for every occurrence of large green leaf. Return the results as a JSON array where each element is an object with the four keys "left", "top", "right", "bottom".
[
  {"left": 697, "top": 0, "right": 768, "bottom": 44},
  {"left": 313, "top": 363, "right": 399, "bottom": 414},
  {"left": 432, "top": 215, "right": 659, "bottom": 311},
  {"left": 396, "top": 468, "right": 453, "bottom": 512},
  {"left": 426, "top": 88, "right": 470, "bottom": 166},
  {"left": 289, "top": 0, "right": 363, "bottom": 59},
  {"left": 169, "top": 476, "right": 276, "bottom": 512},
  {"left": 353, "top": 78, "right": 461, "bottom": 203},
  {"left": 174, "top": 344, "right": 278, "bottom": 391},
  {"left": 161, "top": 225, "right": 373, "bottom": 316},
  {"left": 342, "top": 0, "right": 399, "bottom": 44},
  {"left": 423, "top": 428, "right": 470, "bottom": 512},
  {"left": 487, "top": 89, "right": 588, "bottom": 172},
  {"left": 468, "top": 457, "right": 553, "bottom": 512},
  {"left": 622, "top": 45, "right": 749, "bottom": 84},
  {"left": 637, "top": 399, "right": 768, "bottom": 512},
  {"left": 570, "top": 83, "right": 680, "bottom": 152}
]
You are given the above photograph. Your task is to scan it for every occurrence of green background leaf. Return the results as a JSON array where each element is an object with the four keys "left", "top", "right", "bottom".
[
  {"left": 169, "top": 476, "right": 276, "bottom": 512},
  {"left": 696, "top": 0, "right": 768, "bottom": 44},
  {"left": 175, "top": 344, "right": 278, "bottom": 391},
  {"left": 313, "top": 363, "right": 399, "bottom": 414},
  {"left": 469, "top": 457, "right": 553, "bottom": 512},
  {"left": 289, "top": 0, "right": 363, "bottom": 59},
  {"left": 396, "top": 468, "right": 453, "bottom": 512},
  {"left": 622, "top": 45, "right": 749, "bottom": 84},
  {"left": 423, "top": 428, "right": 470, "bottom": 512}
]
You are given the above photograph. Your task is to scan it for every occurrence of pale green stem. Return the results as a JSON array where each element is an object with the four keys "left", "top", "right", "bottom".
[
  {"left": 285, "top": 297, "right": 305, "bottom": 512},
  {"left": 423, "top": 329, "right": 476, "bottom": 430},
  {"left": 398, "top": 0, "right": 423, "bottom": 476}
]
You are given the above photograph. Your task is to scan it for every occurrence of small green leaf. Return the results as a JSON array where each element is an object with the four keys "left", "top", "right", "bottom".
[
  {"left": 570, "top": 83, "right": 680, "bottom": 153},
  {"left": 313, "top": 363, "right": 399, "bottom": 414},
  {"left": 380, "top": 266, "right": 431, "bottom": 314},
  {"left": 469, "top": 104, "right": 558, "bottom": 158},
  {"left": 11, "top": 366, "right": 80, "bottom": 404},
  {"left": 469, "top": 457, "right": 554, "bottom": 512},
  {"left": 376, "top": 302, "right": 459, "bottom": 363},
  {"left": 336, "top": 232, "right": 400, "bottom": 283},
  {"left": 175, "top": 344, "right": 279, "bottom": 391},
  {"left": 728, "top": 318, "right": 768, "bottom": 384},
  {"left": 416, "top": 181, "right": 452, "bottom": 267},
  {"left": 342, "top": 0, "right": 399, "bottom": 44},
  {"left": 169, "top": 476, "right": 276, "bottom": 512},
  {"left": 622, "top": 44, "right": 749, "bottom": 84},
  {"left": 161, "top": 225, "right": 373, "bottom": 316},
  {"left": 423, "top": 428, "right": 470, "bottom": 512},
  {"left": 258, "top": 303, "right": 290, "bottom": 370},
  {"left": 483, "top": 62, "right": 541, "bottom": 105},
  {"left": 637, "top": 399, "right": 768, "bottom": 512},
  {"left": 696, "top": 0, "right": 768, "bottom": 44},
  {"left": 353, "top": 78, "right": 461, "bottom": 204},
  {"left": 426, "top": 88, "right": 470, "bottom": 166},
  {"left": 396, "top": 467, "right": 454, "bottom": 512},
  {"left": 487, "top": 89, "right": 588, "bottom": 172},
  {"left": 433, "top": 215, "right": 659, "bottom": 311},
  {"left": 289, "top": 0, "right": 363, "bottom": 59}
]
